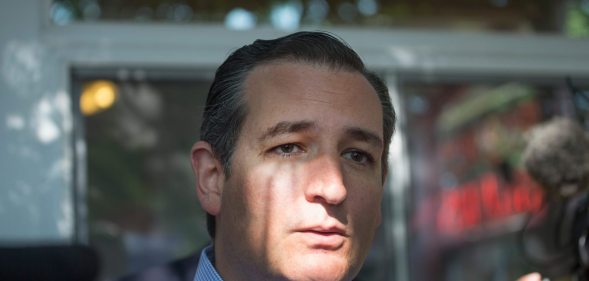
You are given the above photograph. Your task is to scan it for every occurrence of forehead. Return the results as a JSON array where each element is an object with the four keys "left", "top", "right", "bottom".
[{"left": 240, "top": 61, "right": 383, "bottom": 136}]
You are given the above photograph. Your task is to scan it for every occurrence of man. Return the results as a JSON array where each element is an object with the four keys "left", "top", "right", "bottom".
[
  {"left": 190, "top": 31, "right": 395, "bottom": 281},
  {"left": 188, "top": 31, "right": 543, "bottom": 281}
]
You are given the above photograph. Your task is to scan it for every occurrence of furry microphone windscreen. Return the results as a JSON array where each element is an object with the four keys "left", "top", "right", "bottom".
[{"left": 522, "top": 117, "right": 589, "bottom": 198}]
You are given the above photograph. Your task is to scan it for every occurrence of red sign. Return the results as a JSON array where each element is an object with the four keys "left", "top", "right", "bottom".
[{"left": 416, "top": 171, "right": 544, "bottom": 237}]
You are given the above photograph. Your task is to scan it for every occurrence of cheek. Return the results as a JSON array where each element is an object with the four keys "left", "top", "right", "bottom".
[
  {"left": 348, "top": 181, "right": 383, "bottom": 226},
  {"left": 235, "top": 163, "right": 301, "bottom": 232}
]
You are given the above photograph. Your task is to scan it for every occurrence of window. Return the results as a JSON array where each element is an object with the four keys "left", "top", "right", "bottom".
[
  {"left": 402, "top": 77, "right": 587, "bottom": 280},
  {"left": 73, "top": 68, "right": 212, "bottom": 279}
]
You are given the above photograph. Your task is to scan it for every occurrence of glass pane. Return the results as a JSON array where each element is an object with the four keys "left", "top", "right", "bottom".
[
  {"left": 76, "top": 70, "right": 211, "bottom": 279},
  {"left": 50, "top": 0, "right": 589, "bottom": 36},
  {"left": 403, "top": 79, "right": 587, "bottom": 281}
]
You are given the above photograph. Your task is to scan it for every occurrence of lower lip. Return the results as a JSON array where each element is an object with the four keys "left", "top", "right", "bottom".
[{"left": 299, "top": 231, "right": 346, "bottom": 250}]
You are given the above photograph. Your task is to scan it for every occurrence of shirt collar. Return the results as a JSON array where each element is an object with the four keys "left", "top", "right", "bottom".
[{"left": 193, "top": 245, "right": 223, "bottom": 281}]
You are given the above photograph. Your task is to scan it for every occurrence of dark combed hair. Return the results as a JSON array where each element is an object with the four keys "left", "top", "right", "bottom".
[{"left": 200, "top": 31, "right": 396, "bottom": 238}]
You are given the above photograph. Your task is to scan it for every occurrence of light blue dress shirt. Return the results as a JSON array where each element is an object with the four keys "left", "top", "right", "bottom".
[{"left": 193, "top": 245, "right": 223, "bottom": 281}]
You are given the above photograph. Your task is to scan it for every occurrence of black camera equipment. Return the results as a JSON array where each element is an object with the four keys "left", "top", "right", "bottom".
[{"left": 520, "top": 78, "right": 589, "bottom": 280}]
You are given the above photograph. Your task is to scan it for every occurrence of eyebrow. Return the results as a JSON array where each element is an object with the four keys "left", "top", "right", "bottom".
[
  {"left": 258, "top": 121, "right": 317, "bottom": 142},
  {"left": 258, "top": 121, "right": 383, "bottom": 148},
  {"left": 344, "top": 127, "right": 383, "bottom": 149}
]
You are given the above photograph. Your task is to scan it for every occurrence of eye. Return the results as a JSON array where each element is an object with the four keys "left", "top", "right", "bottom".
[
  {"left": 271, "top": 143, "right": 304, "bottom": 157},
  {"left": 342, "top": 150, "right": 373, "bottom": 165}
]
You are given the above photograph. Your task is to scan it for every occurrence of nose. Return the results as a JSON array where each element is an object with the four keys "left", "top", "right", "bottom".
[{"left": 304, "top": 155, "right": 347, "bottom": 205}]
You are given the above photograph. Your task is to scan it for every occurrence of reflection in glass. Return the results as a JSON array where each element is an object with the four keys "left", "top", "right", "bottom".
[
  {"left": 403, "top": 80, "right": 581, "bottom": 281},
  {"left": 225, "top": 7, "right": 257, "bottom": 30},
  {"left": 49, "top": 0, "right": 589, "bottom": 36},
  {"left": 357, "top": 0, "right": 378, "bottom": 16},
  {"left": 305, "top": 0, "right": 329, "bottom": 24},
  {"left": 51, "top": 1, "right": 74, "bottom": 26},
  {"left": 270, "top": 1, "right": 303, "bottom": 31},
  {"left": 81, "top": 0, "right": 101, "bottom": 20},
  {"left": 80, "top": 80, "right": 118, "bottom": 116},
  {"left": 337, "top": 2, "right": 357, "bottom": 23},
  {"left": 76, "top": 71, "right": 211, "bottom": 279}
]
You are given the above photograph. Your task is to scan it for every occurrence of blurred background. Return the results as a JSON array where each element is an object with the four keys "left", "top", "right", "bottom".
[{"left": 1, "top": 0, "right": 589, "bottom": 280}]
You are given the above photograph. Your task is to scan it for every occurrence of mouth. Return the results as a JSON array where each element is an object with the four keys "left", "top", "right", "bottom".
[
  {"left": 296, "top": 226, "right": 348, "bottom": 250},
  {"left": 304, "top": 226, "right": 347, "bottom": 236}
]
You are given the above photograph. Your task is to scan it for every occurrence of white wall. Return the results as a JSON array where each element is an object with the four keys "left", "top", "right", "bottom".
[{"left": 0, "top": 0, "right": 74, "bottom": 242}]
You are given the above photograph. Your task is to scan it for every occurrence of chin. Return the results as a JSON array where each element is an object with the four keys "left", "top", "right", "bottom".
[{"left": 283, "top": 252, "right": 357, "bottom": 281}]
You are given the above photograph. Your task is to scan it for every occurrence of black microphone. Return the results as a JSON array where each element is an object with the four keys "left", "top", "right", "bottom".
[
  {"left": 522, "top": 117, "right": 589, "bottom": 199},
  {"left": 520, "top": 117, "right": 589, "bottom": 279}
]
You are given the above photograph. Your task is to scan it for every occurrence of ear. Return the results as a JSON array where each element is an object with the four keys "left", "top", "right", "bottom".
[{"left": 191, "top": 141, "right": 224, "bottom": 216}]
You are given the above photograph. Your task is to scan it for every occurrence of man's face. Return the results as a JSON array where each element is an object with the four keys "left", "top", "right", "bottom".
[{"left": 215, "top": 62, "right": 385, "bottom": 281}]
